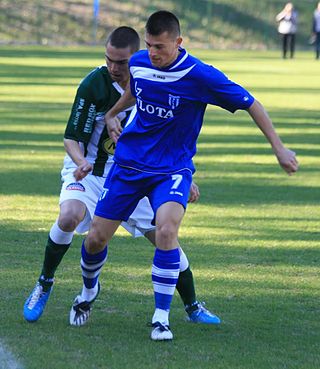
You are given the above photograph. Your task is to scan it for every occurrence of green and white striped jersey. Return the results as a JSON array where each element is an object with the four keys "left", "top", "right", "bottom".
[{"left": 64, "top": 65, "right": 132, "bottom": 177}]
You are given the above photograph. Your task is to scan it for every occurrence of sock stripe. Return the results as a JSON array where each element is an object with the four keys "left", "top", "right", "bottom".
[
  {"left": 81, "top": 241, "right": 108, "bottom": 289},
  {"left": 80, "top": 256, "right": 108, "bottom": 271},
  {"left": 152, "top": 265, "right": 180, "bottom": 276},
  {"left": 152, "top": 275, "right": 178, "bottom": 285},
  {"left": 152, "top": 248, "right": 180, "bottom": 311},
  {"left": 152, "top": 262, "right": 180, "bottom": 270},
  {"left": 153, "top": 283, "right": 176, "bottom": 295}
]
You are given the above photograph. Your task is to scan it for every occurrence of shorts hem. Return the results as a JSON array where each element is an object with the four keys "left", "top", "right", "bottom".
[{"left": 94, "top": 210, "right": 128, "bottom": 222}]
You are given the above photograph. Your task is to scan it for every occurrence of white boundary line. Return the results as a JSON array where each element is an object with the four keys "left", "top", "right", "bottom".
[{"left": 0, "top": 340, "right": 23, "bottom": 369}]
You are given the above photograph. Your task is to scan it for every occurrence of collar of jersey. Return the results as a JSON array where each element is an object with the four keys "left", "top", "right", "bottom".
[{"left": 159, "top": 47, "right": 188, "bottom": 71}]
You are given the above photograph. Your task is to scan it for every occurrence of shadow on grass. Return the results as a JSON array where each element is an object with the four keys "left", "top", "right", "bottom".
[
  {"left": 1, "top": 225, "right": 318, "bottom": 271},
  {"left": 0, "top": 47, "right": 102, "bottom": 60},
  {"left": 0, "top": 164, "right": 317, "bottom": 204},
  {"left": 0, "top": 130, "right": 64, "bottom": 143},
  {"left": 0, "top": 65, "right": 94, "bottom": 86}
]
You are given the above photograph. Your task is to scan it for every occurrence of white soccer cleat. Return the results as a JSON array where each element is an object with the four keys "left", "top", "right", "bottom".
[
  {"left": 150, "top": 322, "right": 173, "bottom": 341},
  {"left": 69, "top": 284, "right": 100, "bottom": 326},
  {"left": 69, "top": 295, "right": 93, "bottom": 326}
]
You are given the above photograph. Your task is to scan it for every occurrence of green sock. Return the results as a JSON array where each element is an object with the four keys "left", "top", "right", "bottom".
[
  {"left": 176, "top": 267, "right": 197, "bottom": 308},
  {"left": 39, "top": 236, "right": 70, "bottom": 291}
]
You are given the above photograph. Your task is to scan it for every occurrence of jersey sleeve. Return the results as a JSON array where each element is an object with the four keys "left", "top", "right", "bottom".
[
  {"left": 64, "top": 82, "right": 99, "bottom": 143},
  {"left": 195, "top": 64, "right": 254, "bottom": 113}
]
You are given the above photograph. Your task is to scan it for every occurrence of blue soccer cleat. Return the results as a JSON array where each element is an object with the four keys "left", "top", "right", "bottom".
[
  {"left": 186, "top": 301, "right": 221, "bottom": 325},
  {"left": 23, "top": 282, "right": 53, "bottom": 322}
]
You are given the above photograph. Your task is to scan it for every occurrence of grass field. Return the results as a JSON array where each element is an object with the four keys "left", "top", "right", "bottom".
[{"left": 0, "top": 46, "right": 319, "bottom": 369}]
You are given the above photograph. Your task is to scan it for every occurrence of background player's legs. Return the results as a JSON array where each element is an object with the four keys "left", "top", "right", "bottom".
[
  {"left": 24, "top": 200, "right": 86, "bottom": 322},
  {"left": 41, "top": 200, "right": 86, "bottom": 285}
]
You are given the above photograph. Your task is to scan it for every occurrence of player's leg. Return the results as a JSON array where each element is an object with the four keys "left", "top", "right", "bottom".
[
  {"left": 147, "top": 170, "right": 195, "bottom": 340},
  {"left": 144, "top": 231, "right": 196, "bottom": 308},
  {"left": 124, "top": 196, "right": 220, "bottom": 325},
  {"left": 176, "top": 247, "right": 220, "bottom": 324},
  {"left": 23, "top": 169, "right": 103, "bottom": 322},
  {"left": 70, "top": 164, "right": 142, "bottom": 326},
  {"left": 150, "top": 201, "right": 183, "bottom": 340},
  {"left": 145, "top": 229, "right": 220, "bottom": 324},
  {"left": 69, "top": 215, "right": 120, "bottom": 326},
  {"left": 23, "top": 199, "right": 86, "bottom": 322},
  {"left": 41, "top": 200, "right": 86, "bottom": 284}
]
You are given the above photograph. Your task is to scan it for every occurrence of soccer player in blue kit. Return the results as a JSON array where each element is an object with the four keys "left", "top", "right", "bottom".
[
  {"left": 23, "top": 26, "right": 219, "bottom": 326},
  {"left": 70, "top": 11, "right": 298, "bottom": 340}
]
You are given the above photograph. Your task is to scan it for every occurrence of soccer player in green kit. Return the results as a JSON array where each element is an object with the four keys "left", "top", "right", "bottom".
[{"left": 23, "top": 26, "right": 220, "bottom": 326}]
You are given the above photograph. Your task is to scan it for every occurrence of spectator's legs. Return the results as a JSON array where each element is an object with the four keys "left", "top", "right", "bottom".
[
  {"left": 282, "top": 34, "right": 288, "bottom": 59},
  {"left": 290, "top": 34, "right": 295, "bottom": 58}
]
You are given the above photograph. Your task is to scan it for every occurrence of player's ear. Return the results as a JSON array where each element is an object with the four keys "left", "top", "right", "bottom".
[{"left": 176, "top": 36, "right": 183, "bottom": 48}]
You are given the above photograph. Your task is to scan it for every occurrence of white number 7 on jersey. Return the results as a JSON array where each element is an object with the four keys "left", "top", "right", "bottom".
[{"left": 171, "top": 174, "right": 183, "bottom": 189}]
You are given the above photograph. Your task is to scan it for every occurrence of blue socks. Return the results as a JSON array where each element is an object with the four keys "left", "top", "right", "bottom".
[{"left": 152, "top": 248, "right": 180, "bottom": 319}]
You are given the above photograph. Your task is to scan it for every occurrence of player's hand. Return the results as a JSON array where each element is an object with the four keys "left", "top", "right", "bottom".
[
  {"left": 188, "top": 181, "right": 200, "bottom": 203},
  {"left": 275, "top": 147, "right": 299, "bottom": 175},
  {"left": 105, "top": 113, "right": 123, "bottom": 143},
  {"left": 73, "top": 161, "right": 93, "bottom": 181}
]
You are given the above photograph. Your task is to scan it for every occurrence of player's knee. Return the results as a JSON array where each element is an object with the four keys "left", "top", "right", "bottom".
[
  {"left": 85, "top": 227, "right": 107, "bottom": 253},
  {"left": 58, "top": 213, "right": 80, "bottom": 232},
  {"left": 156, "top": 223, "right": 178, "bottom": 248}
]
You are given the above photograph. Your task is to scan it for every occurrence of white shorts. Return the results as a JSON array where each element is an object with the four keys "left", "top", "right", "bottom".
[{"left": 59, "top": 166, "right": 155, "bottom": 237}]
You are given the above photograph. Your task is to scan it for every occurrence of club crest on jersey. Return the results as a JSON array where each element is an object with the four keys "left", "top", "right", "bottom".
[
  {"left": 168, "top": 94, "right": 180, "bottom": 109},
  {"left": 103, "top": 137, "right": 116, "bottom": 155},
  {"left": 66, "top": 183, "right": 85, "bottom": 192}
]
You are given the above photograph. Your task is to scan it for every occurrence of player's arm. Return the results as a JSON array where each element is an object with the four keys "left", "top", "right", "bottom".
[
  {"left": 64, "top": 138, "right": 93, "bottom": 181},
  {"left": 63, "top": 79, "right": 98, "bottom": 180},
  {"left": 247, "top": 99, "right": 298, "bottom": 175},
  {"left": 105, "top": 87, "right": 136, "bottom": 143}
]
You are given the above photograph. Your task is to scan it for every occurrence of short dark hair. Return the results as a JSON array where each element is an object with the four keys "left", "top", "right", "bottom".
[
  {"left": 146, "top": 11, "right": 180, "bottom": 37},
  {"left": 106, "top": 26, "right": 140, "bottom": 53}
]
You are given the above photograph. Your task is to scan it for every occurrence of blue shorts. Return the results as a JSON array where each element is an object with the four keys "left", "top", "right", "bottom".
[{"left": 94, "top": 164, "right": 192, "bottom": 221}]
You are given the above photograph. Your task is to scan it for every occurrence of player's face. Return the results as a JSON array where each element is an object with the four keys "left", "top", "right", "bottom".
[
  {"left": 105, "top": 44, "right": 132, "bottom": 84},
  {"left": 145, "top": 31, "right": 182, "bottom": 69}
]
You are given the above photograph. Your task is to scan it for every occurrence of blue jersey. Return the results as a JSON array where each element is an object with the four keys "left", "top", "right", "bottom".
[{"left": 114, "top": 48, "right": 254, "bottom": 174}]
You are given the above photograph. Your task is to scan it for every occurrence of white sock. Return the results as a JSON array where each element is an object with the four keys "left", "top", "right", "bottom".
[
  {"left": 152, "top": 308, "right": 169, "bottom": 326},
  {"left": 49, "top": 220, "right": 74, "bottom": 245},
  {"left": 179, "top": 248, "right": 189, "bottom": 272},
  {"left": 81, "top": 284, "right": 99, "bottom": 302}
]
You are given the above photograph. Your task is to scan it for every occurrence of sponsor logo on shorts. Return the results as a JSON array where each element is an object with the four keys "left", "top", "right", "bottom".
[
  {"left": 66, "top": 183, "right": 85, "bottom": 192},
  {"left": 170, "top": 191, "right": 183, "bottom": 196}
]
